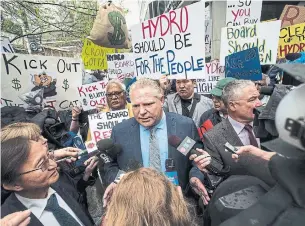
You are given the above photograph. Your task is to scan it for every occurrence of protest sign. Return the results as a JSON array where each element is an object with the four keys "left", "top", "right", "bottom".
[
  {"left": 194, "top": 61, "right": 225, "bottom": 94},
  {"left": 220, "top": 20, "right": 281, "bottom": 65},
  {"left": 225, "top": 47, "right": 262, "bottom": 81},
  {"left": 1, "top": 37, "right": 15, "bottom": 53},
  {"left": 1, "top": 53, "right": 82, "bottom": 110},
  {"left": 131, "top": 1, "right": 206, "bottom": 79},
  {"left": 107, "top": 53, "right": 135, "bottom": 81},
  {"left": 76, "top": 80, "right": 108, "bottom": 111},
  {"left": 226, "top": 0, "right": 262, "bottom": 27},
  {"left": 278, "top": 23, "right": 305, "bottom": 58},
  {"left": 81, "top": 38, "right": 117, "bottom": 70},
  {"left": 205, "top": 20, "right": 212, "bottom": 57},
  {"left": 88, "top": 109, "right": 129, "bottom": 142},
  {"left": 280, "top": 5, "right": 305, "bottom": 28}
]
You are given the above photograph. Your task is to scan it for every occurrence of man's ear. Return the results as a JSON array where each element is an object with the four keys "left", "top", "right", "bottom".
[
  {"left": 160, "top": 95, "right": 165, "bottom": 105},
  {"left": 3, "top": 182, "right": 24, "bottom": 192},
  {"left": 228, "top": 101, "right": 237, "bottom": 112}
]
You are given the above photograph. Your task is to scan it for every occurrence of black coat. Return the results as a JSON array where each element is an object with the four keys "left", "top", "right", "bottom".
[{"left": 1, "top": 171, "right": 95, "bottom": 226}]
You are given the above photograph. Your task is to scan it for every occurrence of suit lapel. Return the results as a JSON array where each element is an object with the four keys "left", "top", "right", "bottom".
[
  {"left": 222, "top": 118, "right": 244, "bottom": 146},
  {"left": 51, "top": 183, "right": 93, "bottom": 226},
  {"left": 5, "top": 193, "right": 44, "bottom": 226},
  {"left": 166, "top": 113, "right": 177, "bottom": 159},
  {"left": 129, "top": 119, "right": 143, "bottom": 164}
]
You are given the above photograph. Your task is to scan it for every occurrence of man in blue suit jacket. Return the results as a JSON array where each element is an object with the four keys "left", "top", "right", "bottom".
[{"left": 102, "top": 78, "right": 207, "bottom": 205}]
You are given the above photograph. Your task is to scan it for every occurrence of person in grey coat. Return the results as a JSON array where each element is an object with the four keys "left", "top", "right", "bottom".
[{"left": 163, "top": 79, "right": 213, "bottom": 128}]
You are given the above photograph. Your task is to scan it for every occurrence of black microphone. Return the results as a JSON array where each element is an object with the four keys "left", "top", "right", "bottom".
[
  {"left": 168, "top": 135, "right": 230, "bottom": 176},
  {"left": 260, "top": 86, "right": 274, "bottom": 96},
  {"left": 285, "top": 53, "right": 301, "bottom": 61},
  {"left": 96, "top": 139, "right": 122, "bottom": 164},
  {"left": 168, "top": 135, "right": 203, "bottom": 156}
]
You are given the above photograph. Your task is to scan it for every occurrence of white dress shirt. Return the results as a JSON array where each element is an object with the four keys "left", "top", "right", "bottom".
[
  {"left": 15, "top": 188, "right": 84, "bottom": 226},
  {"left": 228, "top": 116, "right": 260, "bottom": 147}
]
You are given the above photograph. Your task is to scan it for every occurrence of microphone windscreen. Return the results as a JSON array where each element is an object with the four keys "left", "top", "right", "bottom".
[
  {"left": 260, "top": 86, "right": 274, "bottom": 96},
  {"left": 168, "top": 135, "right": 182, "bottom": 148},
  {"left": 97, "top": 139, "right": 114, "bottom": 152}
]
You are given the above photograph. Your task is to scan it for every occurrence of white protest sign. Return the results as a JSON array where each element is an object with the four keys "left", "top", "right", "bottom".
[
  {"left": 1, "top": 37, "right": 15, "bottom": 53},
  {"left": 1, "top": 53, "right": 82, "bottom": 110},
  {"left": 205, "top": 20, "right": 212, "bottom": 57},
  {"left": 220, "top": 20, "right": 281, "bottom": 65},
  {"left": 107, "top": 53, "right": 135, "bottom": 81},
  {"left": 226, "top": 0, "right": 262, "bottom": 27},
  {"left": 195, "top": 61, "right": 225, "bottom": 94},
  {"left": 88, "top": 109, "right": 129, "bottom": 142},
  {"left": 131, "top": 1, "right": 206, "bottom": 79},
  {"left": 76, "top": 80, "right": 108, "bottom": 111}
]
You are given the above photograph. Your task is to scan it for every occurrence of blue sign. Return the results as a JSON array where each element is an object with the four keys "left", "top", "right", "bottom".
[{"left": 225, "top": 47, "right": 262, "bottom": 81}]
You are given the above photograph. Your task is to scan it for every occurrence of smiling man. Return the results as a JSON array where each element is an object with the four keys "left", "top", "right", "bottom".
[
  {"left": 163, "top": 79, "right": 213, "bottom": 128},
  {"left": 102, "top": 78, "right": 206, "bottom": 204}
]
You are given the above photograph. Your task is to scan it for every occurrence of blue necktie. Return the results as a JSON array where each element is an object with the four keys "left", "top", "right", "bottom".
[{"left": 45, "top": 194, "right": 81, "bottom": 226}]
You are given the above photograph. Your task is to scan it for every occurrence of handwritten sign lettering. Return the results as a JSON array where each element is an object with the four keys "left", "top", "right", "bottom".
[
  {"left": 131, "top": 1, "right": 206, "bottom": 79},
  {"left": 280, "top": 5, "right": 305, "bottom": 28},
  {"left": 77, "top": 81, "right": 108, "bottom": 111},
  {"left": 278, "top": 23, "right": 305, "bottom": 58},
  {"left": 220, "top": 21, "right": 281, "bottom": 65},
  {"left": 226, "top": 0, "right": 262, "bottom": 27},
  {"left": 1, "top": 53, "right": 82, "bottom": 110},
  {"left": 88, "top": 109, "right": 129, "bottom": 143},
  {"left": 195, "top": 61, "right": 225, "bottom": 94},
  {"left": 1, "top": 37, "right": 15, "bottom": 53},
  {"left": 107, "top": 53, "right": 136, "bottom": 81},
  {"left": 205, "top": 20, "right": 212, "bottom": 57},
  {"left": 225, "top": 47, "right": 262, "bottom": 81}
]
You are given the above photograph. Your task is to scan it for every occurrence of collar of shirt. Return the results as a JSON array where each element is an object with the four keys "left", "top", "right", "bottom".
[
  {"left": 15, "top": 187, "right": 56, "bottom": 219},
  {"left": 228, "top": 116, "right": 253, "bottom": 135},
  {"left": 141, "top": 111, "right": 166, "bottom": 132}
]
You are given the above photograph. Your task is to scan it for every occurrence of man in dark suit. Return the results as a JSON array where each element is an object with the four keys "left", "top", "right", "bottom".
[
  {"left": 1, "top": 137, "right": 97, "bottom": 226},
  {"left": 102, "top": 78, "right": 206, "bottom": 206},
  {"left": 190, "top": 80, "right": 276, "bottom": 206}
]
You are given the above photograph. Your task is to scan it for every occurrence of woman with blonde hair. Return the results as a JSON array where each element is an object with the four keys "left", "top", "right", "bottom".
[{"left": 104, "top": 168, "right": 195, "bottom": 226}]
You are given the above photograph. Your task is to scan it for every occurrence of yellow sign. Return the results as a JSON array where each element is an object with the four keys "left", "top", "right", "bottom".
[
  {"left": 81, "top": 39, "right": 117, "bottom": 70},
  {"left": 278, "top": 23, "right": 305, "bottom": 58}
]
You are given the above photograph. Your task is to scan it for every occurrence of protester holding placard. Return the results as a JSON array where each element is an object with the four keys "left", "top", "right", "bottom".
[{"left": 163, "top": 79, "right": 213, "bottom": 128}]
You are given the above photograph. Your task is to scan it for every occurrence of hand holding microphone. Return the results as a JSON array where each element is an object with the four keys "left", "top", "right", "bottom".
[{"left": 189, "top": 149, "right": 211, "bottom": 172}]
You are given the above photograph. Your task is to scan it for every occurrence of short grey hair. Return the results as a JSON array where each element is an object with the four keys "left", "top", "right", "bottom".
[
  {"left": 130, "top": 78, "right": 164, "bottom": 99},
  {"left": 222, "top": 80, "right": 255, "bottom": 107},
  {"left": 106, "top": 79, "right": 126, "bottom": 92}
]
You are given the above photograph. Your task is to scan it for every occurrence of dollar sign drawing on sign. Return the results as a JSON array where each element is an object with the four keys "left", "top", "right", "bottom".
[
  {"left": 12, "top": 78, "right": 21, "bottom": 91},
  {"left": 107, "top": 11, "right": 126, "bottom": 45},
  {"left": 62, "top": 79, "right": 69, "bottom": 92}
]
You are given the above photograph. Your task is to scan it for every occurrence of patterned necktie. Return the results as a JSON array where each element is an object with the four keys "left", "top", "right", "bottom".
[
  {"left": 149, "top": 128, "right": 161, "bottom": 172},
  {"left": 45, "top": 194, "right": 81, "bottom": 226},
  {"left": 244, "top": 124, "right": 259, "bottom": 147}
]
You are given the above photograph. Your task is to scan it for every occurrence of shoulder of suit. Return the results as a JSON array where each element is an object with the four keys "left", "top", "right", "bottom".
[
  {"left": 205, "top": 118, "right": 227, "bottom": 137},
  {"left": 165, "top": 112, "right": 194, "bottom": 124}
]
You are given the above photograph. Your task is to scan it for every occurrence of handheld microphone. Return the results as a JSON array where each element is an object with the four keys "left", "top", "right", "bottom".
[
  {"left": 165, "top": 159, "right": 179, "bottom": 186},
  {"left": 168, "top": 135, "right": 230, "bottom": 176},
  {"left": 168, "top": 136, "right": 203, "bottom": 156},
  {"left": 96, "top": 139, "right": 122, "bottom": 165}
]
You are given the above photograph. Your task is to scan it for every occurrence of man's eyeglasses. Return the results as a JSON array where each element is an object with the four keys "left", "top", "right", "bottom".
[
  {"left": 18, "top": 152, "right": 55, "bottom": 176},
  {"left": 105, "top": 91, "right": 124, "bottom": 98}
]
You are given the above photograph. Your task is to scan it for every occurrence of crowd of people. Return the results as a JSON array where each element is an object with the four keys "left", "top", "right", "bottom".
[{"left": 1, "top": 67, "right": 305, "bottom": 226}]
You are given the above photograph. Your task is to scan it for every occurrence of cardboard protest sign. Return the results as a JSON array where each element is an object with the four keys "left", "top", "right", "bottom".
[
  {"left": 225, "top": 47, "right": 262, "bottom": 81},
  {"left": 1, "top": 53, "right": 82, "bottom": 110},
  {"left": 280, "top": 5, "right": 305, "bottom": 28},
  {"left": 226, "top": 0, "right": 262, "bottom": 27},
  {"left": 205, "top": 20, "right": 212, "bottom": 57},
  {"left": 195, "top": 61, "right": 225, "bottom": 94},
  {"left": 107, "top": 53, "right": 135, "bottom": 81},
  {"left": 278, "top": 23, "right": 305, "bottom": 58},
  {"left": 76, "top": 80, "right": 108, "bottom": 111},
  {"left": 131, "top": 1, "right": 206, "bottom": 79},
  {"left": 1, "top": 37, "right": 15, "bottom": 53},
  {"left": 88, "top": 109, "right": 129, "bottom": 142},
  {"left": 81, "top": 38, "right": 117, "bottom": 70},
  {"left": 220, "top": 20, "right": 281, "bottom": 65}
]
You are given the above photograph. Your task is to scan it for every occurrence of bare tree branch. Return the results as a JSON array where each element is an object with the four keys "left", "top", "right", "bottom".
[{"left": 10, "top": 29, "right": 68, "bottom": 42}]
